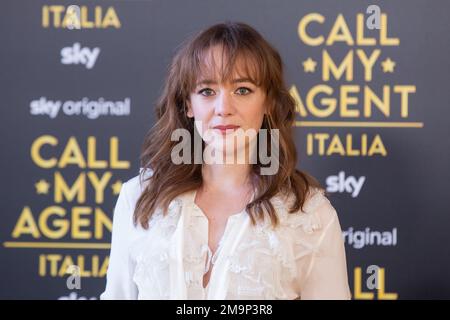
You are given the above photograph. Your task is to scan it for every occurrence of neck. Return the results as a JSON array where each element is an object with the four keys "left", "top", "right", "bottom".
[{"left": 200, "top": 163, "right": 253, "bottom": 193}]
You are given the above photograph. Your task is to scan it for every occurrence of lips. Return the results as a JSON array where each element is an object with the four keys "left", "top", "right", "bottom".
[
  {"left": 212, "top": 124, "right": 240, "bottom": 135},
  {"left": 213, "top": 125, "right": 240, "bottom": 130}
]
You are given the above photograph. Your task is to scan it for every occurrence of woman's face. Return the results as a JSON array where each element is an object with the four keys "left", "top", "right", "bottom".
[{"left": 186, "top": 45, "right": 267, "bottom": 160}]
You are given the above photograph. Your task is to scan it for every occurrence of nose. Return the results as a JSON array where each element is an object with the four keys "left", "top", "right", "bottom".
[{"left": 215, "top": 90, "right": 234, "bottom": 117}]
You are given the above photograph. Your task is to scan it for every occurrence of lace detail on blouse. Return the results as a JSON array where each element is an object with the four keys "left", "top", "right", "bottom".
[{"left": 101, "top": 170, "right": 351, "bottom": 300}]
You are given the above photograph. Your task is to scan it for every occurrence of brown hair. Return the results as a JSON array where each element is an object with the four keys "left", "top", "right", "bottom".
[{"left": 134, "top": 21, "right": 321, "bottom": 229}]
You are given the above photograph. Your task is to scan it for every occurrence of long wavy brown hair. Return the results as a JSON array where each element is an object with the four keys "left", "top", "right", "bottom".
[{"left": 134, "top": 21, "right": 321, "bottom": 229}]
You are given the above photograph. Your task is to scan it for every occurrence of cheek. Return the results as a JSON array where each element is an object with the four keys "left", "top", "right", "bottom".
[
  {"left": 190, "top": 101, "right": 213, "bottom": 136},
  {"left": 241, "top": 103, "right": 265, "bottom": 129},
  {"left": 190, "top": 99, "right": 212, "bottom": 122}
]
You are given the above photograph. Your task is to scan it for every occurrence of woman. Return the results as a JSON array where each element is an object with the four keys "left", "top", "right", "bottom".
[{"left": 101, "top": 21, "right": 351, "bottom": 300}]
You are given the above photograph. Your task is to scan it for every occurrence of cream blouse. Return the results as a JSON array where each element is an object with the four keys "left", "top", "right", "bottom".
[{"left": 100, "top": 168, "right": 352, "bottom": 300}]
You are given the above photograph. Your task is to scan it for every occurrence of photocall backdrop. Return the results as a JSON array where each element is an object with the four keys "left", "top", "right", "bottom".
[{"left": 1, "top": 0, "right": 449, "bottom": 299}]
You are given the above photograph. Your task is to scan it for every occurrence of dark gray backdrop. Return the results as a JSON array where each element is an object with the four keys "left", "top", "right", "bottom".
[{"left": 1, "top": 0, "right": 449, "bottom": 299}]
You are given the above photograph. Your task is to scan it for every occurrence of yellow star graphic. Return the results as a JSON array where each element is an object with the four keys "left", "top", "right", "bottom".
[
  {"left": 35, "top": 179, "right": 50, "bottom": 194},
  {"left": 111, "top": 180, "right": 123, "bottom": 195},
  {"left": 302, "top": 57, "right": 317, "bottom": 73},
  {"left": 381, "top": 57, "right": 396, "bottom": 73}
]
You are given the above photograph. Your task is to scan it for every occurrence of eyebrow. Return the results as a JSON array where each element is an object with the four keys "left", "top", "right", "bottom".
[{"left": 195, "top": 77, "right": 257, "bottom": 87}]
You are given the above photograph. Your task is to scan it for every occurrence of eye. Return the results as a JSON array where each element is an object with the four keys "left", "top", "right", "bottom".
[
  {"left": 235, "top": 87, "right": 253, "bottom": 95},
  {"left": 198, "top": 88, "right": 215, "bottom": 97}
]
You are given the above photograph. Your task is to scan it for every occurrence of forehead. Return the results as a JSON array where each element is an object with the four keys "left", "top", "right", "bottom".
[{"left": 194, "top": 45, "right": 261, "bottom": 87}]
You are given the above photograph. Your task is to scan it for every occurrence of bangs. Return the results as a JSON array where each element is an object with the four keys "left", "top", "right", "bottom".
[{"left": 188, "top": 43, "right": 268, "bottom": 92}]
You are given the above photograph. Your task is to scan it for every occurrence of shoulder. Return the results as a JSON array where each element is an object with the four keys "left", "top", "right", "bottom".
[
  {"left": 271, "top": 187, "right": 338, "bottom": 234},
  {"left": 303, "top": 187, "right": 338, "bottom": 228},
  {"left": 119, "top": 167, "right": 154, "bottom": 208},
  {"left": 111, "top": 167, "right": 154, "bottom": 232}
]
